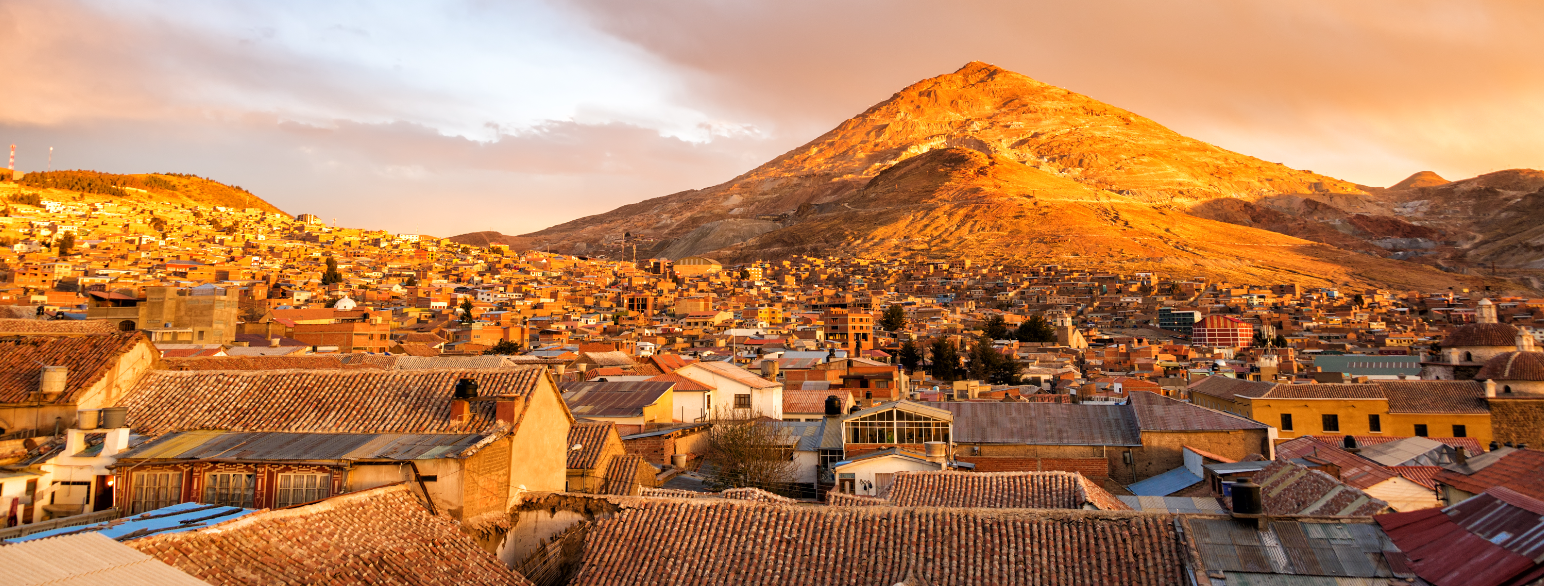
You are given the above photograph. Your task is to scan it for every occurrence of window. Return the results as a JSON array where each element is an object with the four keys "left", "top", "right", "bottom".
[
  {"left": 1452, "top": 425, "right": 1467, "bottom": 438},
  {"left": 845, "top": 408, "right": 950, "bottom": 444},
  {"left": 132, "top": 471, "right": 183, "bottom": 514},
  {"left": 1368, "top": 414, "right": 1381, "bottom": 433},
  {"left": 734, "top": 394, "right": 752, "bottom": 409},
  {"left": 1414, "top": 424, "right": 1428, "bottom": 437},
  {"left": 274, "top": 473, "right": 329, "bottom": 508},
  {"left": 203, "top": 473, "right": 255, "bottom": 508},
  {"left": 1280, "top": 413, "right": 1294, "bottom": 431},
  {"left": 1322, "top": 414, "right": 1340, "bottom": 433}
]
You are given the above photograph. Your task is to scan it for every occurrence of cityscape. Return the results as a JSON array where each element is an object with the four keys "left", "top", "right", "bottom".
[{"left": 2, "top": 2, "right": 1542, "bottom": 585}]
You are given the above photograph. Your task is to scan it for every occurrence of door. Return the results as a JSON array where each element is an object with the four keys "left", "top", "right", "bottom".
[{"left": 93, "top": 476, "right": 113, "bottom": 512}]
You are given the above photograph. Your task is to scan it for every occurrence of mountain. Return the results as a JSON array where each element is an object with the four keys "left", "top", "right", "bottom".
[
  {"left": 472, "top": 62, "right": 1523, "bottom": 291},
  {"left": 1389, "top": 171, "right": 1449, "bottom": 190},
  {"left": 11, "top": 170, "right": 285, "bottom": 215}
]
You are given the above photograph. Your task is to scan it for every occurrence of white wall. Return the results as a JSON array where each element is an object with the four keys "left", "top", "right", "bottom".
[{"left": 833, "top": 456, "right": 940, "bottom": 496}]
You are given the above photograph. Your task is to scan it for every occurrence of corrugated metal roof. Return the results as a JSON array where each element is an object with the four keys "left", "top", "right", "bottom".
[
  {"left": 1126, "top": 466, "right": 1203, "bottom": 496},
  {"left": 0, "top": 532, "right": 212, "bottom": 585},
  {"left": 772, "top": 421, "right": 825, "bottom": 451},
  {"left": 1186, "top": 518, "right": 1403, "bottom": 580},
  {"left": 1377, "top": 487, "right": 1544, "bottom": 586},
  {"left": 1356, "top": 436, "right": 1451, "bottom": 467},
  {"left": 563, "top": 381, "right": 673, "bottom": 418},
  {"left": 1116, "top": 495, "right": 1226, "bottom": 513},
  {"left": 6, "top": 503, "right": 258, "bottom": 544},
  {"left": 926, "top": 401, "right": 1141, "bottom": 446},
  {"left": 117, "top": 431, "right": 486, "bottom": 462}
]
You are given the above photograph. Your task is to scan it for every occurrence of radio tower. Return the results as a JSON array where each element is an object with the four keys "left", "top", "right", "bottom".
[{"left": 7, "top": 144, "right": 13, "bottom": 172}]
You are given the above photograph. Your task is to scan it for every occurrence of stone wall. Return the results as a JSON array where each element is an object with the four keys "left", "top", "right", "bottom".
[{"left": 1489, "top": 396, "right": 1544, "bottom": 447}]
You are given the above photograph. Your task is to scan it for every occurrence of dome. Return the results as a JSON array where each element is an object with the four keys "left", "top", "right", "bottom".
[
  {"left": 333, "top": 296, "right": 357, "bottom": 311},
  {"left": 1444, "top": 322, "right": 1520, "bottom": 348},
  {"left": 1476, "top": 351, "right": 1544, "bottom": 381}
]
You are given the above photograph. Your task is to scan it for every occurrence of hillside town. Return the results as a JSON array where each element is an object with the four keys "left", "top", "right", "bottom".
[{"left": 4, "top": 184, "right": 1544, "bottom": 585}]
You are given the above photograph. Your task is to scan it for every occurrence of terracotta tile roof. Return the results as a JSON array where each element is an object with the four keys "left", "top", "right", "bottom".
[
  {"left": 782, "top": 388, "right": 838, "bottom": 414},
  {"left": 1252, "top": 460, "right": 1390, "bottom": 516},
  {"left": 562, "top": 496, "right": 1186, "bottom": 586},
  {"left": 1273, "top": 436, "right": 1397, "bottom": 490},
  {"left": 824, "top": 492, "right": 889, "bottom": 506},
  {"left": 0, "top": 333, "right": 149, "bottom": 404},
  {"left": 394, "top": 343, "right": 442, "bottom": 357},
  {"left": 1444, "top": 322, "right": 1521, "bottom": 347},
  {"left": 1374, "top": 380, "right": 1489, "bottom": 414},
  {"left": 1127, "top": 390, "right": 1268, "bottom": 431},
  {"left": 638, "top": 488, "right": 702, "bottom": 498},
  {"left": 646, "top": 372, "right": 712, "bottom": 391},
  {"left": 599, "top": 454, "right": 645, "bottom": 495},
  {"left": 884, "top": 470, "right": 1130, "bottom": 510},
  {"left": 159, "top": 355, "right": 394, "bottom": 371},
  {"left": 395, "top": 332, "right": 447, "bottom": 346},
  {"left": 567, "top": 422, "right": 616, "bottom": 470},
  {"left": 1476, "top": 351, "right": 1544, "bottom": 381},
  {"left": 1262, "top": 383, "right": 1385, "bottom": 399},
  {"left": 0, "top": 319, "right": 123, "bottom": 335},
  {"left": 1434, "top": 448, "right": 1544, "bottom": 501},
  {"left": 1186, "top": 375, "right": 1273, "bottom": 401},
  {"left": 129, "top": 484, "right": 532, "bottom": 586},
  {"left": 647, "top": 354, "right": 693, "bottom": 373},
  {"left": 1391, "top": 465, "right": 1445, "bottom": 489},
  {"left": 121, "top": 368, "right": 547, "bottom": 435}
]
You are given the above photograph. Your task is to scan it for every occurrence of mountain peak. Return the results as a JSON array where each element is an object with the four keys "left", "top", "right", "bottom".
[{"left": 1390, "top": 171, "right": 1449, "bottom": 190}]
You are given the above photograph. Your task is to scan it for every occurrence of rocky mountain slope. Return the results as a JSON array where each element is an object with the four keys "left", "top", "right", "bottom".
[{"left": 465, "top": 62, "right": 1529, "bottom": 290}]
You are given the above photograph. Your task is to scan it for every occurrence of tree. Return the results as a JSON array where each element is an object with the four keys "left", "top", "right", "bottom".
[
  {"left": 483, "top": 339, "right": 522, "bottom": 355},
  {"left": 702, "top": 409, "right": 798, "bottom": 495},
  {"left": 404, "top": 275, "right": 418, "bottom": 287},
  {"left": 1015, "top": 314, "right": 1056, "bottom": 343},
  {"left": 458, "top": 298, "right": 476, "bottom": 323},
  {"left": 55, "top": 232, "right": 75, "bottom": 256},
  {"left": 1273, "top": 334, "right": 1289, "bottom": 348},
  {"left": 967, "top": 335, "right": 1020, "bottom": 385},
  {"left": 1253, "top": 329, "right": 1268, "bottom": 347},
  {"left": 982, "top": 315, "right": 1009, "bottom": 340},
  {"left": 878, "top": 304, "right": 906, "bottom": 332},
  {"left": 1351, "top": 293, "right": 1365, "bottom": 308},
  {"left": 928, "top": 338, "right": 962, "bottom": 382},
  {"left": 321, "top": 256, "right": 344, "bottom": 286},
  {"left": 897, "top": 339, "right": 922, "bottom": 373}
]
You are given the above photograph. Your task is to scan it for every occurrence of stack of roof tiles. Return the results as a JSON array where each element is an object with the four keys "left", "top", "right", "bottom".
[
  {"left": 120, "top": 368, "right": 546, "bottom": 435},
  {"left": 0, "top": 333, "right": 147, "bottom": 404},
  {"left": 638, "top": 487, "right": 702, "bottom": 498},
  {"left": 1252, "top": 460, "right": 1390, "bottom": 516},
  {"left": 128, "top": 484, "right": 532, "bottom": 586},
  {"left": 566, "top": 497, "right": 1186, "bottom": 586},
  {"left": 824, "top": 492, "right": 889, "bottom": 507},
  {"left": 883, "top": 471, "right": 1130, "bottom": 510},
  {"left": 719, "top": 487, "right": 795, "bottom": 503}
]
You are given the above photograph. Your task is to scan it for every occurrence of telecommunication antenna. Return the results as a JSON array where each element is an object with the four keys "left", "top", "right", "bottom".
[
  {"left": 7, "top": 144, "right": 13, "bottom": 171},
  {"left": 48, "top": 147, "right": 52, "bottom": 172}
]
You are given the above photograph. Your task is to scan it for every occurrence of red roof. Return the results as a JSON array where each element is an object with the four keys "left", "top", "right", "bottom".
[
  {"left": 1390, "top": 466, "right": 1445, "bottom": 490},
  {"left": 1377, "top": 487, "right": 1544, "bottom": 586},
  {"left": 1274, "top": 436, "right": 1397, "bottom": 490},
  {"left": 1434, "top": 448, "right": 1544, "bottom": 501},
  {"left": 1309, "top": 435, "right": 1485, "bottom": 456}
]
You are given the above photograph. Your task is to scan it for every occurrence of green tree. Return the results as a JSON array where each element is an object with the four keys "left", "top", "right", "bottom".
[
  {"left": 928, "top": 338, "right": 962, "bottom": 382},
  {"left": 897, "top": 339, "right": 922, "bottom": 373},
  {"left": 1273, "top": 334, "right": 1289, "bottom": 348},
  {"left": 55, "top": 232, "right": 75, "bottom": 256},
  {"left": 1015, "top": 314, "right": 1056, "bottom": 343},
  {"left": 967, "top": 335, "right": 1020, "bottom": 385},
  {"left": 878, "top": 304, "right": 906, "bottom": 332},
  {"left": 404, "top": 275, "right": 418, "bottom": 287},
  {"left": 982, "top": 315, "right": 1009, "bottom": 340},
  {"left": 1351, "top": 293, "right": 1365, "bottom": 308},
  {"left": 321, "top": 256, "right": 344, "bottom": 285},
  {"left": 459, "top": 298, "right": 475, "bottom": 324},
  {"left": 483, "top": 339, "right": 522, "bottom": 355}
]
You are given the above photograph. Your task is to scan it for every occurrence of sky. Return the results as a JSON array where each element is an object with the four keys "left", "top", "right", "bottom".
[{"left": 2, "top": 0, "right": 1541, "bottom": 237}]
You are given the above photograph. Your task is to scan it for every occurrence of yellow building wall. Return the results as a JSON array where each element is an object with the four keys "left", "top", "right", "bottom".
[
  {"left": 641, "top": 390, "right": 675, "bottom": 424},
  {"left": 1247, "top": 397, "right": 1492, "bottom": 446}
]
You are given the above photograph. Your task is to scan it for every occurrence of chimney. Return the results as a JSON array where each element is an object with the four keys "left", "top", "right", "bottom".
[
  {"left": 1484, "top": 379, "right": 1497, "bottom": 398},
  {"left": 761, "top": 359, "right": 780, "bottom": 380},
  {"left": 924, "top": 441, "right": 948, "bottom": 465},
  {"left": 495, "top": 396, "right": 525, "bottom": 425},
  {"left": 450, "top": 399, "right": 470, "bottom": 423},
  {"left": 1454, "top": 447, "right": 1468, "bottom": 466},
  {"left": 35, "top": 366, "right": 67, "bottom": 402}
]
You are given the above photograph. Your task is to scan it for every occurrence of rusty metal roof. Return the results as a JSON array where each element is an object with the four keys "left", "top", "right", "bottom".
[
  {"left": 925, "top": 401, "right": 1141, "bottom": 446},
  {"left": 117, "top": 431, "right": 487, "bottom": 462},
  {"left": 1377, "top": 487, "right": 1544, "bottom": 586},
  {"left": 1184, "top": 517, "right": 1409, "bottom": 581},
  {"left": 563, "top": 380, "right": 673, "bottom": 418}
]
